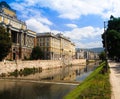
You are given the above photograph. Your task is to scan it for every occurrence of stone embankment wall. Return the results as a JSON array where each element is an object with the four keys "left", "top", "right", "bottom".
[{"left": 0, "top": 59, "right": 86, "bottom": 74}]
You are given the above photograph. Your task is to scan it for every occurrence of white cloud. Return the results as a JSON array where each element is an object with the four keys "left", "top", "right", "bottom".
[
  {"left": 63, "top": 26, "right": 103, "bottom": 48},
  {"left": 10, "top": 2, "right": 25, "bottom": 11},
  {"left": 17, "top": 0, "right": 120, "bottom": 20},
  {"left": 64, "top": 26, "right": 103, "bottom": 40},
  {"left": 26, "top": 18, "right": 51, "bottom": 33},
  {"left": 75, "top": 41, "right": 102, "bottom": 48},
  {"left": 51, "top": 30, "right": 61, "bottom": 34},
  {"left": 66, "top": 24, "right": 78, "bottom": 28}
]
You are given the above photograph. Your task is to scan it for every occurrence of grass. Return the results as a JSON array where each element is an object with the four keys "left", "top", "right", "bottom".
[{"left": 64, "top": 62, "right": 111, "bottom": 99}]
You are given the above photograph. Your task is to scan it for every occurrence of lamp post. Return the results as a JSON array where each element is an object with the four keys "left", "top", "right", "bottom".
[{"left": 104, "top": 21, "right": 108, "bottom": 71}]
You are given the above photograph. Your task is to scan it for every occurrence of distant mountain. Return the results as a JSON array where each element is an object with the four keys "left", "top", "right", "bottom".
[
  {"left": 89, "top": 47, "right": 104, "bottom": 53},
  {"left": 76, "top": 47, "right": 104, "bottom": 53}
]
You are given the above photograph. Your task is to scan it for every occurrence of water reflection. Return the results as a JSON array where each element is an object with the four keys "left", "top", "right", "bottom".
[
  {"left": 0, "top": 80, "right": 75, "bottom": 99},
  {"left": 75, "top": 63, "right": 98, "bottom": 82},
  {"left": 17, "top": 65, "right": 85, "bottom": 81},
  {"left": 17, "top": 62, "right": 98, "bottom": 81}
]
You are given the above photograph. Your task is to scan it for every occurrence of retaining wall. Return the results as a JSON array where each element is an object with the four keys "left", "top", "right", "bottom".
[{"left": 0, "top": 59, "right": 86, "bottom": 74}]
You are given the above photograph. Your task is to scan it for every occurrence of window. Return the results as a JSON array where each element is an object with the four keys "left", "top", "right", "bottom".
[
  {"left": 40, "top": 43, "right": 42, "bottom": 46},
  {"left": 46, "top": 48, "right": 49, "bottom": 52},
  {"left": 47, "top": 43, "right": 49, "bottom": 46},
  {"left": 47, "top": 38, "right": 49, "bottom": 41}
]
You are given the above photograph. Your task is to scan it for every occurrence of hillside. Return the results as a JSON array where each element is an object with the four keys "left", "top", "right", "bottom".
[
  {"left": 89, "top": 47, "right": 104, "bottom": 53},
  {"left": 76, "top": 47, "right": 104, "bottom": 53}
]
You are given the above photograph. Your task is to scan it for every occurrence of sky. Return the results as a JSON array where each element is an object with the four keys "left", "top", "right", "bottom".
[{"left": 2, "top": 0, "right": 120, "bottom": 48}]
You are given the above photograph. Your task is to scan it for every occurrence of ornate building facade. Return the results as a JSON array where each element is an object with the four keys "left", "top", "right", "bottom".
[
  {"left": 37, "top": 32, "right": 75, "bottom": 60},
  {"left": 0, "top": 1, "right": 36, "bottom": 60}
]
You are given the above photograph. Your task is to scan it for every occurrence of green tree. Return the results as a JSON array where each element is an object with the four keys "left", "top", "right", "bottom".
[
  {"left": 99, "top": 51, "right": 106, "bottom": 61},
  {"left": 0, "top": 26, "right": 11, "bottom": 61},
  {"left": 102, "top": 16, "right": 120, "bottom": 60},
  {"left": 30, "top": 46, "right": 44, "bottom": 60}
]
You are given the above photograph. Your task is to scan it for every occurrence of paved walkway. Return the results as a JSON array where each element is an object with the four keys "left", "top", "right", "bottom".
[{"left": 109, "top": 61, "right": 120, "bottom": 99}]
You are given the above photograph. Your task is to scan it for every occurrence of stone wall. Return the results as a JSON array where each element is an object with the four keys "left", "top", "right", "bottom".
[{"left": 0, "top": 59, "right": 86, "bottom": 75}]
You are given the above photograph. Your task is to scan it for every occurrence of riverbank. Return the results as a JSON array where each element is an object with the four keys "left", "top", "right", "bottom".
[
  {"left": 0, "top": 59, "right": 86, "bottom": 75},
  {"left": 64, "top": 62, "right": 111, "bottom": 99}
]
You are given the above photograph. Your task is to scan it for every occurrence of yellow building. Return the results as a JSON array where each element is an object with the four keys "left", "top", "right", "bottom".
[
  {"left": 56, "top": 34, "right": 75, "bottom": 59},
  {"left": 0, "top": 1, "right": 36, "bottom": 60},
  {"left": 37, "top": 32, "right": 75, "bottom": 60}
]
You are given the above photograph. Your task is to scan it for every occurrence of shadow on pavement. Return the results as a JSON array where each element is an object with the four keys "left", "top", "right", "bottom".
[{"left": 110, "top": 62, "right": 120, "bottom": 74}]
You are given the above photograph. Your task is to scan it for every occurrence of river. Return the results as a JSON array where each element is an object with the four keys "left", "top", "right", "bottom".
[{"left": 0, "top": 62, "right": 99, "bottom": 99}]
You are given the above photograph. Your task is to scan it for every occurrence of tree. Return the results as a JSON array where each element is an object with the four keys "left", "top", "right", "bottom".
[
  {"left": 0, "top": 26, "right": 11, "bottom": 61},
  {"left": 99, "top": 51, "right": 106, "bottom": 61},
  {"left": 30, "top": 46, "right": 44, "bottom": 60},
  {"left": 102, "top": 16, "right": 120, "bottom": 60}
]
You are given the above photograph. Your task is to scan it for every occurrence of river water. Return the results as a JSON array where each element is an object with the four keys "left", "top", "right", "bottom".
[
  {"left": 0, "top": 62, "right": 99, "bottom": 99},
  {"left": 0, "top": 80, "right": 75, "bottom": 99}
]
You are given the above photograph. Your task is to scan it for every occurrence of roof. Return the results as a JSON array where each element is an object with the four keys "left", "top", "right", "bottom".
[
  {"left": 0, "top": 1, "right": 11, "bottom": 9},
  {"left": 0, "top": 1, "right": 16, "bottom": 13}
]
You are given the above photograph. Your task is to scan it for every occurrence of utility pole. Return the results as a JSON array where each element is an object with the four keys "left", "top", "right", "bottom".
[{"left": 104, "top": 21, "right": 108, "bottom": 72}]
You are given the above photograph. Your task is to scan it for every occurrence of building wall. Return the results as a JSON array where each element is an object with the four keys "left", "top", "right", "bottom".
[
  {"left": 37, "top": 33, "right": 75, "bottom": 60},
  {"left": 51, "top": 36, "right": 60, "bottom": 60},
  {"left": 2, "top": 7, "right": 16, "bottom": 17},
  {"left": 58, "top": 34, "right": 75, "bottom": 59},
  {"left": 37, "top": 33, "right": 61, "bottom": 60}
]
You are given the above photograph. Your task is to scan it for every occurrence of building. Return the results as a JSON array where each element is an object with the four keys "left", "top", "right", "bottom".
[
  {"left": 37, "top": 32, "right": 75, "bottom": 60},
  {"left": 76, "top": 48, "right": 99, "bottom": 60},
  {"left": 0, "top": 1, "right": 36, "bottom": 60},
  {"left": 56, "top": 33, "right": 75, "bottom": 59},
  {"left": 76, "top": 49, "right": 85, "bottom": 59}
]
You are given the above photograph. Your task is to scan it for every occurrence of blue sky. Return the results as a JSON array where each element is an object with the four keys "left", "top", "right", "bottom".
[{"left": 3, "top": 0, "right": 120, "bottom": 48}]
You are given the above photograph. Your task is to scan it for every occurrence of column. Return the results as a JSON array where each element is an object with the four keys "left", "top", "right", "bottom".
[
  {"left": 19, "top": 32, "right": 22, "bottom": 59},
  {"left": 19, "top": 32, "right": 24, "bottom": 59},
  {"left": 1, "top": 16, "right": 3, "bottom": 22},
  {"left": 21, "top": 32, "right": 23, "bottom": 46},
  {"left": 2, "top": 16, "right": 4, "bottom": 23},
  {"left": 19, "top": 32, "right": 22, "bottom": 45},
  {"left": 8, "top": 28, "right": 11, "bottom": 38},
  {"left": 24, "top": 33, "right": 26, "bottom": 45},
  {"left": 26, "top": 34, "right": 27, "bottom": 46},
  {"left": 24, "top": 33, "right": 27, "bottom": 46},
  {"left": 17, "top": 32, "right": 19, "bottom": 44}
]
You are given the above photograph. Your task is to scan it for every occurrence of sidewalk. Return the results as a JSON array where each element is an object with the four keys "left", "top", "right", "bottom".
[{"left": 109, "top": 61, "right": 120, "bottom": 99}]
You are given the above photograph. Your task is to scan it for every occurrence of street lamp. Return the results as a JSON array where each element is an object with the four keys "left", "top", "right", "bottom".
[{"left": 104, "top": 21, "right": 108, "bottom": 71}]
